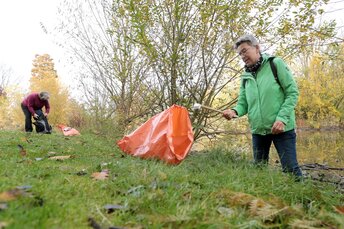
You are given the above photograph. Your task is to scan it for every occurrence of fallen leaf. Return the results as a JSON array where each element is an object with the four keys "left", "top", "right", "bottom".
[
  {"left": 0, "top": 189, "right": 26, "bottom": 202},
  {"left": 334, "top": 206, "right": 344, "bottom": 215},
  {"left": 91, "top": 170, "right": 109, "bottom": 180},
  {"left": 49, "top": 155, "right": 73, "bottom": 161},
  {"left": 47, "top": 151, "right": 57, "bottom": 156},
  {"left": 182, "top": 191, "right": 191, "bottom": 201},
  {"left": 17, "top": 144, "right": 27, "bottom": 156}
]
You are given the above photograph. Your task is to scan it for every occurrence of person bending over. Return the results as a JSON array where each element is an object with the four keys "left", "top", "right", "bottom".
[{"left": 21, "top": 91, "right": 50, "bottom": 132}]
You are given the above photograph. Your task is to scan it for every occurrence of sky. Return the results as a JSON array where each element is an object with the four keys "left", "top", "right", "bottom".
[
  {"left": 0, "top": 0, "right": 66, "bottom": 90},
  {"left": 0, "top": 0, "right": 343, "bottom": 94}
]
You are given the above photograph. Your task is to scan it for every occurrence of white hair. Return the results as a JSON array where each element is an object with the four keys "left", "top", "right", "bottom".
[{"left": 234, "top": 34, "right": 259, "bottom": 49}]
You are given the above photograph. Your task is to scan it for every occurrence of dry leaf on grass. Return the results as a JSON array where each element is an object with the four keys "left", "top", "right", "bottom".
[
  {"left": 182, "top": 191, "right": 192, "bottom": 201},
  {"left": 49, "top": 155, "right": 73, "bottom": 160},
  {"left": 47, "top": 151, "right": 57, "bottom": 156},
  {"left": 0, "top": 189, "right": 27, "bottom": 202},
  {"left": 17, "top": 144, "right": 27, "bottom": 156},
  {"left": 91, "top": 170, "right": 109, "bottom": 180},
  {"left": 334, "top": 206, "right": 344, "bottom": 215}
]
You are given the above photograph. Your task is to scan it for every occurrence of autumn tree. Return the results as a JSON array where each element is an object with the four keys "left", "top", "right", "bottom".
[
  {"left": 29, "top": 54, "right": 69, "bottom": 125},
  {"left": 297, "top": 42, "right": 344, "bottom": 128},
  {"left": 118, "top": 0, "right": 333, "bottom": 138},
  {"left": 56, "top": 0, "right": 334, "bottom": 139},
  {"left": 0, "top": 64, "right": 15, "bottom": 98},
  {"left": 55, "top": 0, "right": 154, "bottom": 135},
  {"left": 0, "top": 65, "right": 22, "bottom": 129}
]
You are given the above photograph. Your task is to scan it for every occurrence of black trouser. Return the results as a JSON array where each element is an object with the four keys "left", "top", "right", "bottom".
[{"left": 21, "top": 103, "right": 33, "bottom": 132}]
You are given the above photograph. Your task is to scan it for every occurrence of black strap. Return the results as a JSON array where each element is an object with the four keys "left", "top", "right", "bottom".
[
  {"left": 268, "top": 57, "right": 282, "bottom": 89},
  {"left": 242, "top": 57, "right": 282, "bottom": 89}
]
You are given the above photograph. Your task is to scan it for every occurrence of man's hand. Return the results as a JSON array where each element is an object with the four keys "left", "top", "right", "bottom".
[
  {"left": 33, "top": 113, "right": 39, "bottom": 119},
  {"left": 223, "top": 109, "right": 238, "bottom": 120},
  {"left": 271, "top": 121, "right": 285, "bottom": 134},
  {"left": 44, "top": 113, "right": 48, "bottom": 117}
]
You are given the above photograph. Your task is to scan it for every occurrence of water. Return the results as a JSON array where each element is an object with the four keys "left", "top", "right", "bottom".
[
  {"left": 197, "top": 130, "right": 344, "bottom": 185},
  {"left": 296, "top": 130, "right": 344, "bottom": 168},
  {"left": 216, "top": 130, "right": 344, "bottom": 168}
]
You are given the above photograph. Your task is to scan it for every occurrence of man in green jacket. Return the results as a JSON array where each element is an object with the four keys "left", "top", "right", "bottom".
[{"left": 223, "top": 34, "right": 302, "bottom": 178}]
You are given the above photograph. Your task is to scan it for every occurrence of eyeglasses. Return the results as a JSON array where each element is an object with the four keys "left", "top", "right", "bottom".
[{"left": 238, "top": 47, "right": 253, "bottom": 56}]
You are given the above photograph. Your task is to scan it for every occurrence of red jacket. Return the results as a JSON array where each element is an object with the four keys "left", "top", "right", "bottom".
[{"left": 22, "top": 93, "right": 50, "bottom": 116}]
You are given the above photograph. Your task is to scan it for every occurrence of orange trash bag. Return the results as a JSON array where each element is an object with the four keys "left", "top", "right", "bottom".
[
  {"left": 117, "top": 105, "right": 194, "bottom": 164},
  {"left": 57, "top": 124, "right": 81, "bottom": 136}
]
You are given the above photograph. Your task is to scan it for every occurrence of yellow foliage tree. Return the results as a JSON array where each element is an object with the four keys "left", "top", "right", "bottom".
[
  {"left": 29, "top": 54, "right": 69, "bottom": 125},
  {"left": 297, "top": 46, "right": 344, "bottom": 128},
  {"left": 0, "top": 86, "right": 24, "bottom": 129},
  {"left": 0, "top": 90, "right": 8, "bottom": 129}
]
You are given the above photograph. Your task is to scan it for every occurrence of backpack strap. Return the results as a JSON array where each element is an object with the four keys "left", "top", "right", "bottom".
[
  {"left": 268, "top": 57, "right": 282, "bottom": 89},
  {"left": 242, "top": 78, "right": 247, "bottom": 89}
]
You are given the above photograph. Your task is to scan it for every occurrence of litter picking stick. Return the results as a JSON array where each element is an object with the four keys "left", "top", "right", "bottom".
[
  {"left": 199, "top": 105, "right": 223, "bottom": 113},
  {"left": 192, "top": 103, "right": 223, "bottom": 114}
]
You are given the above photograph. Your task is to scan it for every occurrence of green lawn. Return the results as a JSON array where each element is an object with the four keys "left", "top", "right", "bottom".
[{"left": 0, "top": 130, "right": 343, "bottom": 228}]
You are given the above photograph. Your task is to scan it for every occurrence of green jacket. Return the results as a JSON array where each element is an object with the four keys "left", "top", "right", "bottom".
[{"left": 233, "top": 54, "right": 299, "bottom": 135}]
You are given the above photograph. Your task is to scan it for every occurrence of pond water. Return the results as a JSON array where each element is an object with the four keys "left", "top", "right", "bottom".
[
  {"left": 212, "top": 130, "right": 344, "bottom": 168},
  {"left": 195, "top": 130, "right": 344, "bottom": 185},
  {"left": 296, "top": 130, "right": 344, "bottom": 168}
]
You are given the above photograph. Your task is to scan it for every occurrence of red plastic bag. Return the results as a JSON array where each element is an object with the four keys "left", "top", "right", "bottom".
[
  {"left": 117, "top": 105, "right": 194, "bottom": 164},
  {"left": 57, "top": 124, "right": 81, "bottom": 136}
]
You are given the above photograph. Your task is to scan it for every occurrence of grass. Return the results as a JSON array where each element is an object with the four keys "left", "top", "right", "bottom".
[{"left": 0, "top": 130, "right": 343, "bottom": 229}]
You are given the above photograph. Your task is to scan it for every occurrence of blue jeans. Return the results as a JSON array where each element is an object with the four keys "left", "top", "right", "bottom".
[{"left": 252, "top": 129, "right": 302, "bottom": 177}]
